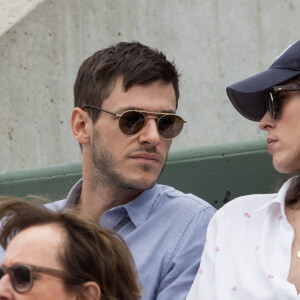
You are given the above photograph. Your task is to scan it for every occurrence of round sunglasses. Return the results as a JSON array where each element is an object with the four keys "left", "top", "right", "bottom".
[
  {"left": 83, "top": 105, "right": 186, "bottom": 139},
  {"left": 0, "top": 263, "right": 80, "bottom": 293},
  {"left": 266, "top": 84, "right": 300, "bottom": 119}
]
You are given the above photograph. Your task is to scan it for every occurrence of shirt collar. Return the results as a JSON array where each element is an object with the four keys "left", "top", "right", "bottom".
[
  {"left": 64, "top": 178, "right": 159, "bottom": 228},
  {"left": 64, "top": 178, "right": 82, "bottom": 208},
  {"left": 252, "top": 176, "right": 299, "bottom": 214},
  {"left": 123, "top": 184, "right": 159, "bottom": 228}
]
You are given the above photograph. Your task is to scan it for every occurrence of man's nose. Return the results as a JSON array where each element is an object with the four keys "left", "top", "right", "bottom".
[{"left": 138, "top": 117, "right": 161, "bottom": 146}]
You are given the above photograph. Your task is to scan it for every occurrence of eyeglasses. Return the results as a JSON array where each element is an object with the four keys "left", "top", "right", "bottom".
[
  {"left": 83, "top": 105, "right": 186, "bottom": 139},
  {"left": 0, "top": 263, "right": 79, "bottom": 293},
  {"left": 266, "top": 84, "right": 300, "bottom": 119}
]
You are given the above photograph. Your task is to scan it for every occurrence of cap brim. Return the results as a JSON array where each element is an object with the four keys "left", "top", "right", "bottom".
[{"left": 226, "top": 68, "right": 300, "bottom": 121}]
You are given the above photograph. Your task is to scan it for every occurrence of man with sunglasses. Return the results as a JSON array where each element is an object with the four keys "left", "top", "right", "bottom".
[{"left": 45, "top": 42, "right": 215, "bottom": 300}]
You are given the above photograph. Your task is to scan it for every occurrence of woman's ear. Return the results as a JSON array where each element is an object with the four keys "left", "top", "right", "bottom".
[
  {"left": 71, "top": 107, "right": 92, "bottom": 145},
  {"left": 78, "top": 281, "right": 101, "bottom": 300}
]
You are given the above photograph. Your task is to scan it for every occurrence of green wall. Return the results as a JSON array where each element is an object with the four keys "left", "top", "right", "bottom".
[{"left": 0, "top": 140, "right": 290, "bottom": 209}]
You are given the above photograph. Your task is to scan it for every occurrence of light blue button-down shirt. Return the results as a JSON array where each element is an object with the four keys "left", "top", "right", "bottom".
[{"left": 5, "top": 179, "right": 215, "bottom": 300}]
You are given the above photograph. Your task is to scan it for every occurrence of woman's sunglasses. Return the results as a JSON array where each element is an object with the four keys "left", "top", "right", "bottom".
[
  {"left": 83, "top": 105, "right": 186, "bottom": 139},
  {"left": 0, "top": 263, "right": 78, "bottom": 293},
  {"left": 266, "top": 84, "right": 300, "bottom": 119}
]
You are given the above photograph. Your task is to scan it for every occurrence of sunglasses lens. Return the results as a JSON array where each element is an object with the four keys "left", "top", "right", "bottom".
[
  {"left": 158, "top": 115, "right": 184, "bottom": 139},
  {"left": 267, "top": 92, "right": 277, "bottom": 119},
  {"left": 119, "top": 111, "right": 145, "bottom": 135},
  {"left": 11, "top": 265, "right": 31, "bottom": 293},
  {"left": 267, "top": 93, "right": 274, "bottom": 117}
]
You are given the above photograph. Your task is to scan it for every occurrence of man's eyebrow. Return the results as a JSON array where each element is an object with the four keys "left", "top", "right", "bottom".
[{"left": 118, "top": 107, "right": 176, "bottom": 114}]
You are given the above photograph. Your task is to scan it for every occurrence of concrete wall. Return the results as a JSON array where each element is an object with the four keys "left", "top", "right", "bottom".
[
  {"left": 1, "top": 0, "right": 300, "bottom": 171},
  {"left": 0, "top": 0, "right": 44, "bottom": 36}
]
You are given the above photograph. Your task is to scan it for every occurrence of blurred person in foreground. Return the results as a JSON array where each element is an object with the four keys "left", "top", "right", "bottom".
[
  {"left": 1, "top": 42, "right": 215, "bottom": 299},
  {"left": 0, "top": 196, "right": 140, "bottom": 300},
  {"left": 187, "top": 41, "right": 300, "bottom": 299}
]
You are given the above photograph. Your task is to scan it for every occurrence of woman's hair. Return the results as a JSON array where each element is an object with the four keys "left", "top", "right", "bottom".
[
  {"left": 0, "top": 196, "right": 141, "bottom": 300},
  {"left": 285, "top": 74, "right": 300, "bottom": 85},
  {"left": 285, "top": 176, "right": 300, "bottom": 207}
]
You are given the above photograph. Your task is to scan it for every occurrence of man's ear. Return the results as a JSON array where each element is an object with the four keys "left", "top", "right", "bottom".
[
  {"left": 71, "top": 108, "right": 92, "bottom": 145},
  {"left": 77, "top": 281, "right": 101, "bottom": 300}
]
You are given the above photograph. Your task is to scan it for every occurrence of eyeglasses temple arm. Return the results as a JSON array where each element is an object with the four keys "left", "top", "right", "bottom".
[
  {"left": 33, "top": 266, "right": 79, "bottom": 281},
  {"left": 83, "top": 105, "right": 120, "bottom": 117}
]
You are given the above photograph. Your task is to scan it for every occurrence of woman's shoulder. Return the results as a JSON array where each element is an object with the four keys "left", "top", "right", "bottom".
[
  {"left": 213, "top": 192, "right": 277, "bottom": 221},
  {"left": 204, "top": 192, "right": 277, "bottom": 240}
]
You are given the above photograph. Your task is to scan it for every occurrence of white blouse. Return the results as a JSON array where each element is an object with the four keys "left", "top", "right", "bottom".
[{"left": 187, "top": 176, "right": 300, "bottom": 300}]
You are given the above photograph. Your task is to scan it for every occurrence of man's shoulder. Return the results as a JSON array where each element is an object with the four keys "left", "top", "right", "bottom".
[
  {"left": 45, "top": 179, "right": 82, "bottom": 211},
  {"left": 45, "top": 198, "right": 69, "bottom": 211},
  {"left": 156, "top": 184, "right": 215, "bottom": 214}
]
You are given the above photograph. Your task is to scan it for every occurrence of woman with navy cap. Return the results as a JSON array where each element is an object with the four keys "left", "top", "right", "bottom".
[{"left": 187, "top": 41, "right": 300, "bottom": 300}]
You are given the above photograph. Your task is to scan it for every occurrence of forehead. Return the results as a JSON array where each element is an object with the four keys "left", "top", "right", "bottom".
[
  {"left": 103, "top": 77, "right": 177, "bottom": 112},
  {"left": 4, "top": 224, "right": 65, "bottom": 268},
  {"left": 281, "top": 75, "right": 300, "bottom": 85}
]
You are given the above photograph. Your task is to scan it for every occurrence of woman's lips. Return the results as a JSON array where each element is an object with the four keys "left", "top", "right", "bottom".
[{"left": 267, "top": 138, "right": 278, "bottom": 153}]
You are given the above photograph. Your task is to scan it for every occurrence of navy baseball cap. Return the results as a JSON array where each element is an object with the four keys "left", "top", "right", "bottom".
[{"left": 226, "top": 41, "right": 300, "bottom": 121}]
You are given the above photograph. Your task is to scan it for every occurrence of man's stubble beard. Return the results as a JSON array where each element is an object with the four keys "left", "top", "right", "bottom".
[{"left": 91, "top": 128, "right": 166, "bottom": 192}]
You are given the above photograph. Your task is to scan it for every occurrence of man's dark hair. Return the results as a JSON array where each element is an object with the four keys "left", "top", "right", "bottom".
[{"left": 74, "top": 41, "right": 180, "bottom": 123}]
